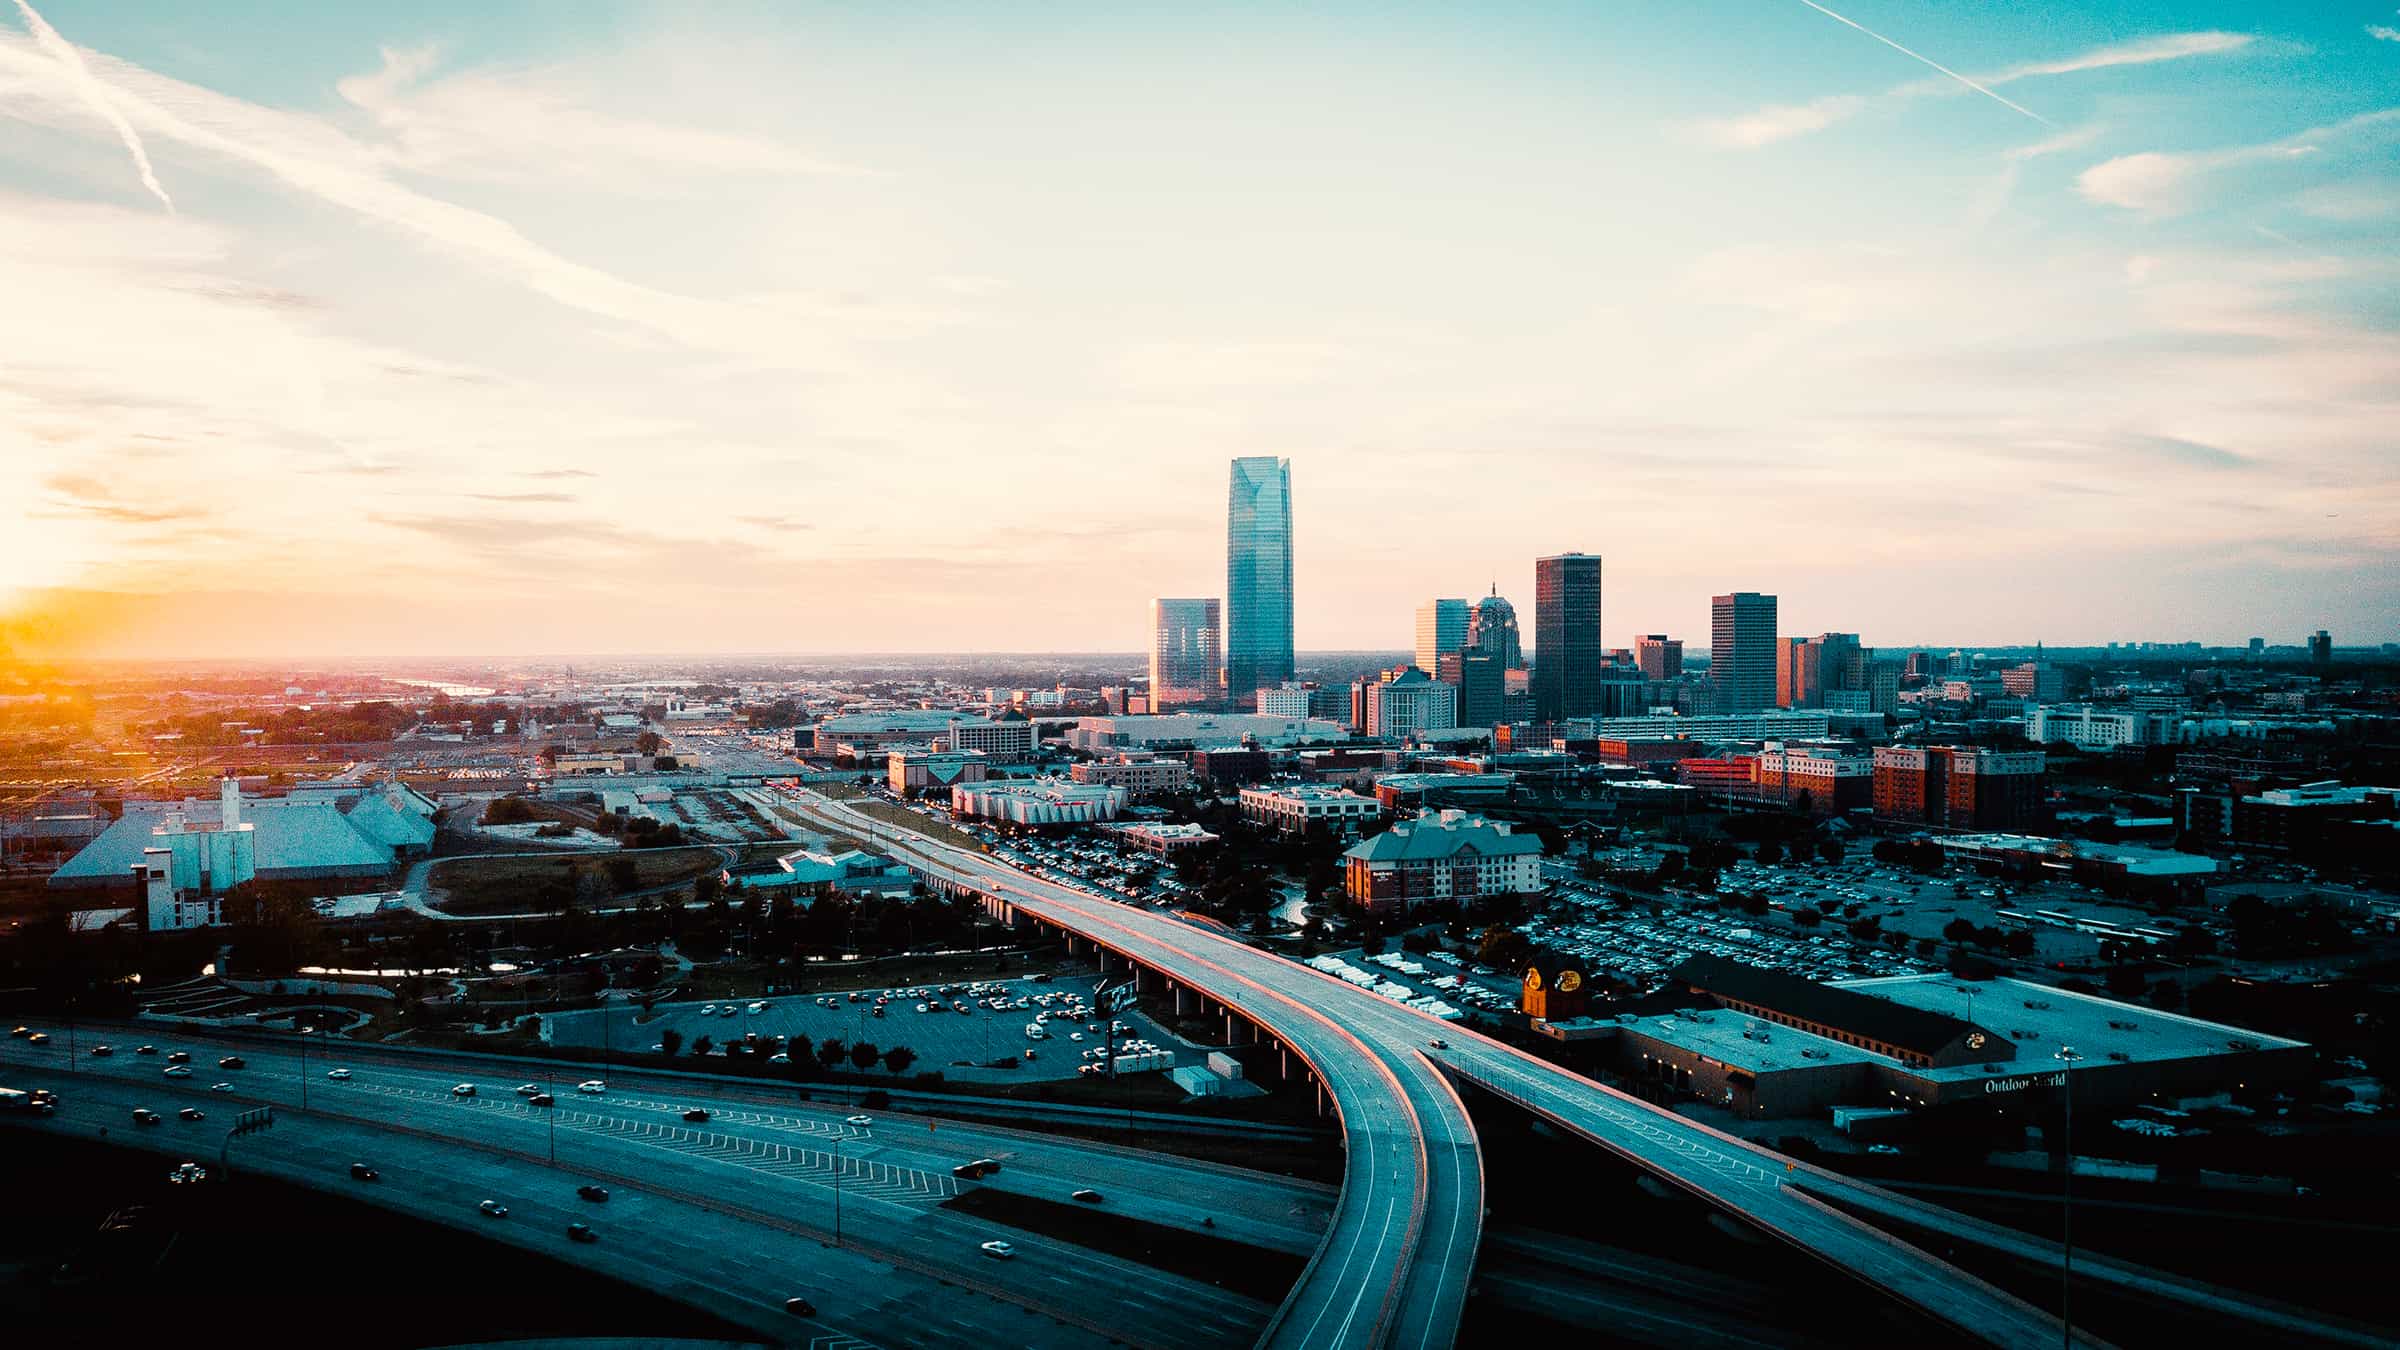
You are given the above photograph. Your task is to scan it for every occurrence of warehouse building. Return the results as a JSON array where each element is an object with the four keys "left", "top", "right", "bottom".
[{"left": 51, "top": 778, "right": 435, "bottom": 894}]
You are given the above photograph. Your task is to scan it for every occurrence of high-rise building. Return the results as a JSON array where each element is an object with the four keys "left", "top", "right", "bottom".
[
  {"left": 1710, "top": 592, "right": 1778, "bottom": 712},
  {"left": 1256, "top": 682, "right": 1312, "bottom": 718},
  {"left": 1225, "top": 457, "right": 1295, "bottom": 708},
  {"left": 1415, "top": 599, "right": 1470, "bottom": 675},
  {"left": 1149, "top": 598, "right": 1221, "bottom": 709},
  {"left": 1438, "top": 649, "right": 1506, "bottom": 728},
  {"left": 1873, "top": 745, "right": 2047, "bottom": 830},
  {"left": 1635, "top": 634, "right": 1683, "bottom": 682},
  {"left": 1466, "top": 590, "right": 1524, "bottom": 670},
  {"left": 1778, "top": 632, "right": 1862, "bottom": 709},
  {"left": 1533, "top": 553, "right": 1603, "bottom": 723},
  {"left": 2309, "top": 630, "right": 2332, "bottom": 665}
]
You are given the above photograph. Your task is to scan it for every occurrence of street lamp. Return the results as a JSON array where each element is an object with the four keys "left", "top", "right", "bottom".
[
  {"left": 2055, "top": 1045, "right": 2082, "bottom": 1349},
  {"left": 832, "top": 1130, "right": 845, "bottom": 1248},
  {"left": 298, "top": 1024, "right": 312, "bottom": 1111}
]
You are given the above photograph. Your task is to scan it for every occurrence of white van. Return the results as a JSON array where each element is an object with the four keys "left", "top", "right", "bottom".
[{"left": 1024, "top": 1023, "right": 1047, "bottom": 1040}]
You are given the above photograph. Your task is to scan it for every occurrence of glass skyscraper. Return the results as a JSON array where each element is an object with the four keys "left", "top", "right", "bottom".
[
  {"left": 1711, "top": 591, "right": 1779, "bottom": 712},
  {"left": 1226, "top": 457, "right": 1294, "bottom": 707},
  {"left": 1533, "top": 553, "right": 1603, "bottom": 723},
  {"left": 1150, "top": 598, "right": 1222, "bottom": 708}
]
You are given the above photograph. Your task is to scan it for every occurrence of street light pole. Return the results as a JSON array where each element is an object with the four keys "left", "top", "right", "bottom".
[
  {"left": 298, "top": 1024, "right": 310, "bottom": 1111},
  {"left": 2057, "top": 1045, "right": 2081, "bottom": 1349},
  {"left": 833, "top": 1132, "right": 844, "bottom": 1248}
]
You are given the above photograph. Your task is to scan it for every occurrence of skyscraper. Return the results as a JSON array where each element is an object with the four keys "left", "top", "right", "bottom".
[
  {"left": 1466, "top": 590, "right": 1523, "bottom": 670},
  {"left": 1415, "top": 598, "right": 1470, "bottom": 675},
  {"left": 1711, "top": 592, "right": 1778, "bottom": 712},
  {"left": 1149, "top": 598, "right": 1221, "bottom": 709},
  {"left": 1226, "top": 457, "right": 1294, "bottom": 708},
  {"left": 1635, "top": 634, "right": 1682, "bottom": 682},
  {"left": 1777, "top": 632, "right": 1861, "bottom": 709},
  {"left": 2309, "top": 630, "right": 2332, "bottom": 665},
  {"left": 1532, "top": 553, "right": 1603, "bottom": 723}
]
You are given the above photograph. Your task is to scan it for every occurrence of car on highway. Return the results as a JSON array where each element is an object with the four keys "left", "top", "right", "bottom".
[
  {"left": 163, "top": 1065, "right": 193, "bottom": 1078},
  {"left": 515, "top": 1083, "right": 542, "bottom": 1097},
  {"left": 576, "top": 1080, "right": 605, "bottom": 1095},
  {"left": 567, "top": 1222, "right": 597, "bottom": 1243},
  {"left": 166, "top": 1050, "right": 191, "bottom": 1063},
  {"left": 134, "top": 1044, "right": 156, "bottom": 1055},
  {"left": 576, "top": 1185, "right": 609, "bottom": 1202},
  {"left": 178, "top": 1107, "right": 204, "bottom": 1121},
  {"left": 90, "top": 1045, "right": 114, "bottom": 1057},
  {"left": 683, "top": 1108, "right": 711, "bottom": 1122},
  {"left": 209, "top": 1082, "right": 233, "bottom": 1093},
  {"left": 979, "top": 1240, "right": 1016, "bottom": 1259},
  {"left": 784, "top": 1297, "right": 818, "bottom": 1317},
  {"left": 217, "top": 1056, "right": 244, "bottom": 1069},
  {"left": 1071, "top": 1189, "right": 1103, "bottom": 1204},
  {"left": 451, "top": 1083, "right": 477, "bottom": 1097},
  {"left": 168, "top": 1162, "right": 207, "bottom": 1184},
  {"left": 8, "top": 1025, "right": 27, "bottom": 1038},
  {"left": 845, "top": 1114, "right": 872, "bottom": 1127},
  {"left": 26, "top": 1033, "right": 47, "bottom": 1045},
  {"left": 701, "top": 1004, "right": 717, "bottom": 1015},
  {"left": 478, "top": 1200, "right": 508, "bottom": 1219},
  {"left": 1427, "top": 1039, "right": 1449, "bottom": 1050},
  {"left": 350, "top": 1163, "right": 379, "bottom": 1181},
  {"left": 132, "top": 1108, "right": 160, "bottom": 1125},
  {"left": 530, "top": 1092, "right": 555, "bottom": 1106},
  {"left": 326, "top": 1069, "right": 352, "bottom": 1081}
]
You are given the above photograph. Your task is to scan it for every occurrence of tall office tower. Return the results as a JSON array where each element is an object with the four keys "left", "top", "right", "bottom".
[
  {"left": 2309, "top": 630, "right": 2332, "bottom": 665},
  {"left": 1225, "top": 457, "right": 1295, "bottom": 708},
  {"left": 1438, "top": 649, "right": 1506, "bottom": 728},
  {"left": 1149, "top": 598, "right": 1222, "bottom": 709},
  {"left": 1635, "top": 634, "right": 1683, "bottom": 682},
  {"left": 2247, "top": 637, "right": 2265, "bottom": 662},
  {"left": 1532, "top": 553, "right": 1604, "bottom": 723},
  {"left": 1465, "top": 589, "right": 1524, "bottom": 670},
  {"left": 1416, "top": 599, "right": 1470, "bottom": 675},
  {"left": 1710, "top": 591, "right": 1778, "bottom": 712}
]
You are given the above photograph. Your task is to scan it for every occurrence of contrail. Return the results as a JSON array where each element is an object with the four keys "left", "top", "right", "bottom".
[
  {"left": 1796, "top": 0, "right": 2055, "bottom": 128},
  {"left": 11, "top": 0, "right": 175, "bottom": 211}
]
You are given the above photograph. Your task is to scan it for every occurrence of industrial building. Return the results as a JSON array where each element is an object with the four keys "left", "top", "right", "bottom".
[
  {"left": 1538, "top": 958, "right": 2307, "bottom": 1120},
  {"left": 950, "top": 780, "right": 1128, "bottom": 826},
  {"left": 888, "top": 748, "right": 989, "bottom": 794}
]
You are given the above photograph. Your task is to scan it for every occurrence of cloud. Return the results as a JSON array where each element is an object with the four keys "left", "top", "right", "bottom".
[
  {"left": 1690, "top": 94, "right": 1867, "bottom": 149},
  {"left": 2125, "top": 434, "right": 2254, "bottom": 470},
  {"left": 2079, "top": 108, "right": 2400, "bottom": 215},
  {"left": 2370, "top": 25, "right": 2400, "bottom": 43},
  {"left": 524, "top": 468, "right": 598, "bottom": 480},
  {"left": 467, "top": 490, "right": 576, "bottom": 503},
  {"left": 1695, "top": 24, "right": 2249, "bottom": 151},
  {"left": 39, "top": 471, "right": 203, "bottom": 524},
  {"left": 333, "top": 43, "right": 869, "bottom": 187},
  {"left": 8, "top": 0, "right": 173, "bottom": 211}
]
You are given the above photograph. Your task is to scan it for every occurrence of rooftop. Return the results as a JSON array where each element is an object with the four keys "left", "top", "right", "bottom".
[
  {"left": 1839, "top": 975, "right": 2307, "bottom": 1080},
  {"left": 1673, "top": 955, "right": 1995, "bottom": 1058}
]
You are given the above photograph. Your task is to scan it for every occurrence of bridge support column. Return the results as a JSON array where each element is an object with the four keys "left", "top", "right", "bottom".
[
  {"left": 1316, "top": 1080, "right": 1328, "bottom": 1117},
  {"left": 1175, "top": 985, "right": 1194, "bottom": 1016}
]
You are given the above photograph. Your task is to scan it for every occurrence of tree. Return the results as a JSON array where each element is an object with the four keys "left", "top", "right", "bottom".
[
  {"left": 882, "top": 1046, "right": 916, "bottom": 1074},
  {"left": 1942, "top": 917, "right": 1979, "bottom": 944},
  {"left": 692, "top": 1034, "right": 713, "bottom": 1056},
  {"left": 1755, "top": 840, "right": 1783, "bottom": 866},
  {"left": 607, "top": 856, "right": 640, "bottom": 894},
  {"left": 658, "top": 1028, "right": 683, "bottom": 1057},
  {"left": 1793, "top": 908, "right": 1824, "bottom": 927},
  {"left": 636, "top": 730, "right": 664, "bottom": 755},
  {"left": 787, "top": 1034, "right": 813, "bottom": 1066},
  {"left": 817, "top": 1037, "right": 847, "bottom": 1069},
  {"left": 849, "top": 1040, "right": 882, "bottom": 1070}
]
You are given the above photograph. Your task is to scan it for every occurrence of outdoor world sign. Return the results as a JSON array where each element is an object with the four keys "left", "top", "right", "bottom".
[{"left": 1982, "top": 1071, "right": 2068, "bottom": 1095}]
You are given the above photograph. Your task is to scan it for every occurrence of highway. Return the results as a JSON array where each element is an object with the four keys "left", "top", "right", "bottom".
[
  {"left": 791, "top": 789, "right": 2077, "bottom": 1350},
  {"left": 1, "top": 1023, "right": 1304, "bottom": 1350}
]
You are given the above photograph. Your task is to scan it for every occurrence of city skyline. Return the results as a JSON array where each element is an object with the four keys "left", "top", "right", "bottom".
[{"left": 3, "top": 2, "right": 2397, "bottom": 661}]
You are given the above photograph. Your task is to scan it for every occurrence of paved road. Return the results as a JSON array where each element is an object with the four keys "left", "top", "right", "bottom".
[
  {"left": 791, "top": 791, "right": 1481, "bottom": 1350},
  {"left": 792, "top": 790, "right": 2106, "bottom": 1350},
  {"left": 1, "top": 1026, "right": 1296, "bottom": 1350}
]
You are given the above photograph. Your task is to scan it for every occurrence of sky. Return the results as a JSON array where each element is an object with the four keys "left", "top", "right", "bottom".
[{"left": 1, "top": 0, "right": 2395, "bottom": 662}]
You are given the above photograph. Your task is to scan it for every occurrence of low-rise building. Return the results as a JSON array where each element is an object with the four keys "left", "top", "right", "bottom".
[
  {"left": 1069, "top": 753, "right": 1192, "bottom": 798},
  {"left": 1117, "top": 822, "right": 1220, "bottom": 856},
  {"left": 1751, "top": 740, "right": 1873, "bottom": 814},
  {"left": 1067, "top": 713, "right": 1347, "bottom": 753},
  {"left": 1238, "top": 783, "right": 1381, "bottom": 837},
  {"left": 1872, "top": 745, "right": 2046, "bottom": 830},
  {"left": 1342, "top": 809, "right": 1542, "bottom": 914},
  {"left": 888, "top": 748, "right": 989, "bottom": 795},
  {"left": 951, "top": 780, "right": 1128, "bottom": 826},
  {"left": 725, "top": 847, "right": 915, "bottom": 899}
]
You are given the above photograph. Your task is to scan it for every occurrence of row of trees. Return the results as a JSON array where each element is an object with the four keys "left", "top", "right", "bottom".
[{"left": 656, "top": 1027, "right": 919, "bottom": 1075}]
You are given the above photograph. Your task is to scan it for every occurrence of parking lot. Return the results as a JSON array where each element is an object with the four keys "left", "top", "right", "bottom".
[{"left": 548, "top": 974, "right": 1195, "bottom": 1083}]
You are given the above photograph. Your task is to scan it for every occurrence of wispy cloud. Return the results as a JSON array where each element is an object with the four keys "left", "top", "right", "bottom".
[
  {"left": 2370, "top": 24, "right": 2400, "bottom": 44},
  {"left": 40, "top": 471, "right": 202, "bottom": 523},
  {"left": 1695, "top": 20, "right": 2249, "bottom": 150},
  {"left": 467, "top": 490, "right": 576, "bottom": 503},
  {"left": 2079, "top": 108, "right": 2400, "bottom": 215},
  {"left": 8, "top": 0, "right": 172, "bottom": 210}
]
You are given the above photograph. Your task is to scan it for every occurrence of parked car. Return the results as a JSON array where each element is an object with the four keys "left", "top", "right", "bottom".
[
  {"left": 576, "top": 1080, "right": 606, "bottom": 1095},
  {"left": 529, "top": 1092, "right": 555, "bottom": 1107},
  {"left": 683, "top": 1108, "right": 711, "bottom": 1122},
  {"left": 326, "top": 1069, "right": 352, "bottom": 1081},
  {"left": 516, "top": 1083, "right": 542, "bottom": 1097},
  {"left": 979, "top": 1240, "right": 1016, "bottom": 1259},
  {"left": 576, "top": 1184, "right": 609, "bottom": 1202},
  {"left": 168, "top": 1162, "right": 207, "bottom": 1185},
  {"left": 210, "top": 1082, "right": 233, "bottom": 1093},
  {"left": 846, "top": 1114, "right": 873, "bottom": 1127},
  {"left": 567, "top": 1222, "right": 597, "bottom": 1243},
  {"left": 478, "top": 1200, "right": 508, "bottom": 1218},
  {"left": 163, "top": 1065, "right": 193, "bottom": 1078},
  {"left": 451, "top": 1083, "right": 478, "bottom": 1097}
]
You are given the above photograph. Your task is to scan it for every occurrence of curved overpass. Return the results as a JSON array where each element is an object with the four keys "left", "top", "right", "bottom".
[{"left": 796, "top": 790, "right": 2081, "bottom": 1349}]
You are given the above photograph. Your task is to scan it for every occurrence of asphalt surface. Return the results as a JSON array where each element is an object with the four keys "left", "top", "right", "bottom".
[
  {"left": 791, "top": 788, "right": 2100, "bottom": 1350},
  {"left": 1, "top": 1024, "right": 1313, "bottom": 1350},
  {"left": 791, "top": 790, "right": 1481, "bottom": 1350}
]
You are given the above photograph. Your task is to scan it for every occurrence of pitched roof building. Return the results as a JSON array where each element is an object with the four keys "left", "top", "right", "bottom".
[{"left": 1342, "top": 809, "right": 1542, "bottom": 915}]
